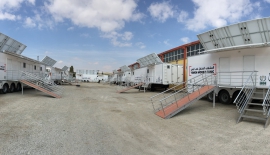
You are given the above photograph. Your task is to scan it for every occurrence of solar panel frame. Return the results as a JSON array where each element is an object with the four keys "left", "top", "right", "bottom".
[
  {"left": 0, "top": 32, "right": 26, "bottom": 54},
  {"left": 137, "top": 53, "right": 163, "bottom": 67},
  {"left": 41, "top": 56, "right": 57, "bottom": 66}
]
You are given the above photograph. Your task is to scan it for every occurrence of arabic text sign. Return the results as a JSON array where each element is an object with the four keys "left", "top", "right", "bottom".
[{"left": 189, "top": 64, "right": 216, "bottom": 75}]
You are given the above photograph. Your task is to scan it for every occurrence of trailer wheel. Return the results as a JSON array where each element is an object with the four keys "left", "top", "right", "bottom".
[
  {"left": 9, "top": 83, "right": 15, "bottom": 93},
  {"left": 16, "top": 83, "right": 22, "bottom": 91},
  {"left": 206, "top": 92, "right": 218, "bottom": 102},
  {"left": 1, "top": 84, "right": 9, "bottom": 94},
  {"left": 218, "top": 90, "right": 231, "bottom": 104}
]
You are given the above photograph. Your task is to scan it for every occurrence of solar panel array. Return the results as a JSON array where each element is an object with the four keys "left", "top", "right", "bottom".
[
  {"left": 120, "top": 65, "right": 130, "bottom": 72},
  {"left": 137, "top": 53, "right": 163, "bottom": 67},
  {"left": 41, "top": 56, "right": 57, "bottom": 66},
  {"left": 62, "top": 66, "right": 68, "bottom": 71},
  {"left": 197, "top": 17, "right": 270, "bottom": 52},
  {"left": 0, "top": 32, "right": 26, "bottom": 54}
]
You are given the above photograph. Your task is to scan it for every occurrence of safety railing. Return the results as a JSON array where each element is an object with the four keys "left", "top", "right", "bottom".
[
  {"left": 21, "top": 71, "right": 63, "bottom": 96},
  {"left": 151, "top": 73, "right": 216, "bottom": 113},
  {"left": 262, "top": 85, "right": 270, "bottom": 116},
  {"left": 218, "top": 71, "right": 257, "bottom": 87},
  {"left": 6, "top": 70, "right": 46, "bottom": 81},
  {"left": 233, "top": 71, "right": 257, "bottom": 113}
]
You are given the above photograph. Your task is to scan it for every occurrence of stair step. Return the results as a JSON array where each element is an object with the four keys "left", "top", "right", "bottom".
[
  {"left": 247, "top": 103, "right": 262, "bottom": 106},
  {"left": 253, "top": 92, "right": 264, "bottom": 94},
  {"left": 245, "top": 109, "right": 264, "bottom": 113},
  {"left": 251, "top": 97, "right": 264, "bottom": 99},
  {"left": 241, "top": 115, "right": 266, "bottom": 121}
]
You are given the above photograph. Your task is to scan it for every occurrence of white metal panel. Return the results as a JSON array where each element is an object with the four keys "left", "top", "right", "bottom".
[
  {"left": 137, "top": 53, "right": 163, "bottom": 68},
  {"left": 243, "top": 55, "right": 255, "bottom": 71},
  {"left": 41, "top": 56, "right": 57, "bottom": 66},
  {"left": 198, "top": 17, "right": 270, "bottom": 52}
]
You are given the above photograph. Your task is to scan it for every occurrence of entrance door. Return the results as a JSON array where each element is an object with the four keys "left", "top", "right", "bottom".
[
  {"left": 243, "top": 55, "right": 255, "bottom": 84},
  {"left": 219, "top": 57, "right": 230, "bottom": 85},
  {"left": 7, "top": 59, "right": 12, "bottom": 80}
]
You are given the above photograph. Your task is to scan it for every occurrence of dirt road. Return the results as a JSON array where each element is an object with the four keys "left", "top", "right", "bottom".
[{"left": 0, "top": 83, "right": 270, "bottom": 154}]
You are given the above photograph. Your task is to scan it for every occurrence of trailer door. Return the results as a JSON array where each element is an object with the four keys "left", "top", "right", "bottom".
[
  {"left": 243, "top": 55, "right": 255, "bottom": 82},
  {"left": 7, "top": 59, "right": 12, "bottom": 80},
  {"left": 219, "top": 57, "right": 230, "bottom": 85}
]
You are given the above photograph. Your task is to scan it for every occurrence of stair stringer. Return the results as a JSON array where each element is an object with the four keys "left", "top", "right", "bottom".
[
  {"left": 155, "top": 85, "right": 216, "bottom": 119},
  {"left": 165, "top": 86, "right": 215, "bottom": 119}
]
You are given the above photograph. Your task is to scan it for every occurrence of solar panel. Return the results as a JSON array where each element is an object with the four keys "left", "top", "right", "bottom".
[
  {"left": 62, "top": 66, "right": 68, "bottom": 71},
  {"left": 197, "top": 17, "right": 270, "bottom": 52},
  {"left": 41, "top": 56, "right": 57, "bottom": 66},
  {"left": 137, "top": 53, "right": 163, "bottom": 67},
  {"left": 0, "top": 32, "right": 26, "bottom": 54},
  {"left": 120, "top": 65, "right": 130, "bottom": 72}
]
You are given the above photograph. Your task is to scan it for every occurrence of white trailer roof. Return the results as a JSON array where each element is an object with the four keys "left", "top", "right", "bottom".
[
  {"left": 0, "top": 32, "right": 26, "bottom": 54},
  {"left": 41, "top": 56, "right": 57, "bottom": 66},
  {"left": 2, "top": 51, "right": 44, "bottom": 64},
  {"left": 120, "top": 65, "right": 130, "bottom": 72},
  {"left": 137, "top": 53, "right": 163, "bottom": 68},
  {"left": 197, "top": 17, "right": 270, "bottom": 53}
]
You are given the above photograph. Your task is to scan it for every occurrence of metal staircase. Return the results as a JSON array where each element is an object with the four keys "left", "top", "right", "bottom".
[
  {"left": 151, "top": 73, "right": 216, "bottom": 119},
  {"left": 20, "top": 71, "right": 63, "bottom": 98},
  {"left": 233, "top": 71, "right": 270, "bottom": 128}
]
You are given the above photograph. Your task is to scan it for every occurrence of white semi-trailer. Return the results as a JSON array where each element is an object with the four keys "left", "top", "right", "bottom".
[
  {"left": 0, "top": 51, "right": 46, "bottom": 93},
  {"left": 131, "top": 53, "right": 183, "bottom": 91},
  {"left": 188, "top": 16, "right": 270, "bottom": 104}
]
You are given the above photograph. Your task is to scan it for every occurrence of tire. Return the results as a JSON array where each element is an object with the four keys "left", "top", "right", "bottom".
[
  {"left": 9, "top": 83, "right": 15, "bottom": 93},
  {"left": 1, "top": 84, "right": 9, "bottom": 94},
  {"left": 207, "top": 92, "right": 214, "bottom": 102},
  {"left": 207, "top": 92, "right": 219, "bottom": 102},
  {"left": 218, "top": 90, "right": 231, "bottom": 104},
  {"left": 16, "top": 83, "right": 22, "bottom": 91}
]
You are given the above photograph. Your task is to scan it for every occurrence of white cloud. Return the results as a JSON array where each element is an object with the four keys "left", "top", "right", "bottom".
[
  {"left": 102, "top": 31, "right": 133, "bottom": 47},
  {"left": 148, "top": 1, "right": 174, "bottom": 23},
  {"left": 67, "top": 27, "right": 74, "bottom": 31},
  {"left": 184, "top": 0, "right": 261, "bottom": 31},
  {"left": 27, "top": 0, "right": 35, "bottom": 5},
  {"left": 24, "top": 17, "right": 36, "bottom": 27},
  {"left": 44, "top": 0, "right": 144, "bottom": 32},
  {"left": 0, "top": 0, "right": 34, "bottom": 21},
  {"left": 180, "top": 37, "right": 190, "bottom": 44},
  {"left": 177, "top": 11, "right": 188, "bottom": 23},
  {"left": 265, "top": 0, "right": 270, "bottom": 3},
  {"left": 58, "top": 60, "right": 63, "bottom": 64},
  {"left": 136, "top": 42, "right": 146, "bottom": 49},
  {"left": 163, "top": 39, "right": 171, "bottom": 46},
  {"left": 80, "top": 33, "right": 90, "bottom": 38}
]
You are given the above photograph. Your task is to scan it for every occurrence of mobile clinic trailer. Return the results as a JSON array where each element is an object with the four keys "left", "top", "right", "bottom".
[
  {"left": 188, "top": 17, "right": 270, "bottom": 104},
  {"left": 118, "top": 53, "right": 183, "bottom": 93},
  {"left": 42, "top": 56, "right": 63, "bottom": 84},
  {"left": 0, "top": 32, "right": 46, "bottom": 94},
  {"left": 119, "top": 65, "right": 131, "bottom": 85},
  {"left": 136, "top": 53, "right": 183, "bottom": 91}
]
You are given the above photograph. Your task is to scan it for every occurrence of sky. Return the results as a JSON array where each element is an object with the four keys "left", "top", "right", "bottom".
[{"left": 0, "top": 0, "right": 270, "bottom": 72}]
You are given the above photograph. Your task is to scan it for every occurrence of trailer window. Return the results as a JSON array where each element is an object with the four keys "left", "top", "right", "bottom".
[
  {"left": 40, "top": 67, "right": 42, "bottom": 71},
  {"left": 147, "top": 69, "right": 149, "bottom": 73},
  {"left": 167, "top": 65, "right": 170, "bottom": 69},
  {"left": 133, "top": 72, "right": 134, "bottom": 75},
  {"left": 34, "top": 65, "right": 36, "bottom": 70},
  {"left": 23, "top": 63, "right": 26, "bottom": 68}
]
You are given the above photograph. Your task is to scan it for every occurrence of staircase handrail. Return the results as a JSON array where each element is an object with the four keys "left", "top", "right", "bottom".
[
  {"left": 159, "top": 74, "right": 214, "bottom": 105},
  {"left": 262, "top": 85, "right": 270, "bottom": 116},
  {"left": 233, "top": 71, "right": 257, "bottom": 113},
  {"left": 151, "top": 73, "right": 215, "bottom": 113},
  {"left": 21, "top": 71, "right": 63, "bottom": 95}
]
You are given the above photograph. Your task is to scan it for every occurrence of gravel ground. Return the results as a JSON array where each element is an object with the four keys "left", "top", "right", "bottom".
[{"left": 0, "top": 83, "right": 270, "bottom": 155}]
